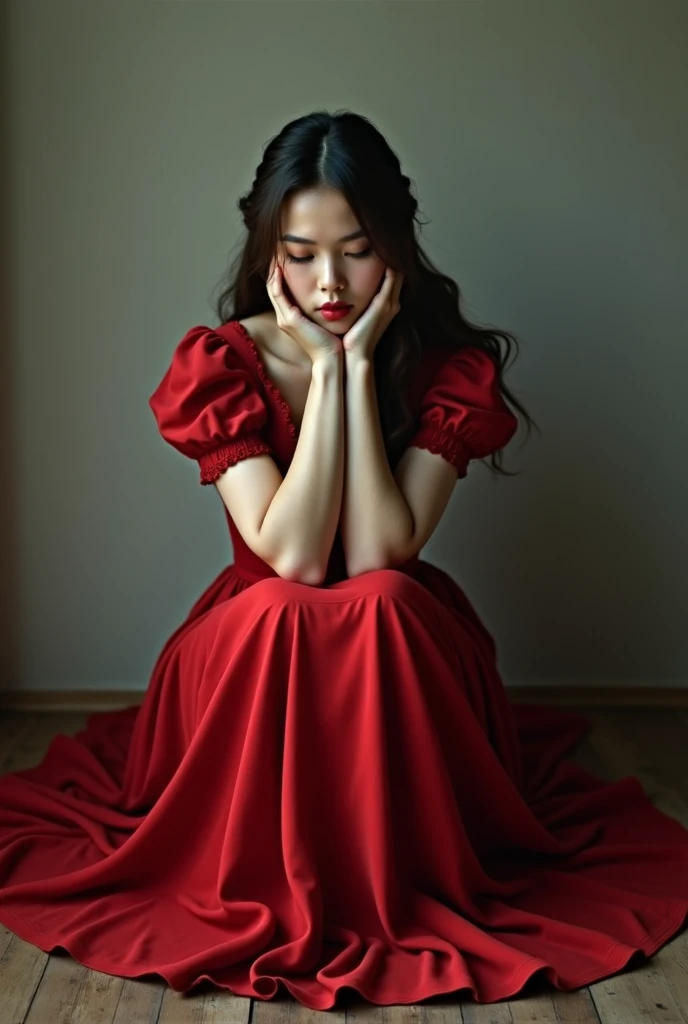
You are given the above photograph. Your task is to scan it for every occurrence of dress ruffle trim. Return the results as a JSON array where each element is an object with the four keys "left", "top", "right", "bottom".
[
  {"left": 408, "top": 425, "right": 473, "bottom": 477},
  {"left": 231, "top": 321, "right": 299, "bottom": 439},
  {"left": 198, "top": 436, "right": 274, "bottom": 484}
]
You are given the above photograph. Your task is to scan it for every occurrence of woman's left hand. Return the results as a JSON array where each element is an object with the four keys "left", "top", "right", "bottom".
[{"left": 341, "top": 266, "right": 404, "bottom": 359}]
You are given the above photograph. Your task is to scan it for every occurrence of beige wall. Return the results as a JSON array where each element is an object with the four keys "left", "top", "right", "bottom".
[{"left": 2, "top": 0, "right": 686, "bottom": 694}]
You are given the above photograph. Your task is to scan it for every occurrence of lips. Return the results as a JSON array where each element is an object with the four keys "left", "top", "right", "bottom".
[{"left": 320, "top": 303, "right": 351, "bottom": 311}]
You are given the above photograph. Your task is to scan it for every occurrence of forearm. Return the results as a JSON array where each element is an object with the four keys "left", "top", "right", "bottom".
[
  {"left": 260, "top": 352, "right": 344, "bottom": 584},
  {"left": 341, "top": 352, "right": 414, "bottom": 576}
]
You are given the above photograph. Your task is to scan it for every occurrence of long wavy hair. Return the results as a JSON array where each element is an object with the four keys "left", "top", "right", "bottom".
[{"left": 211, "top": 109, "right": 539, "bottom": 476}]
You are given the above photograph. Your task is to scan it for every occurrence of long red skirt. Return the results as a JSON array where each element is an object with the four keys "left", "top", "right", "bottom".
[{"left": 0, "top": 563, "right": 687, "bottom": 1010}]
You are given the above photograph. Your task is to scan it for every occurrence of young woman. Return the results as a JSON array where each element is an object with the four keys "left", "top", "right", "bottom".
[{"left": 0, "top": 109, "right": 686, "bottom": 1012}]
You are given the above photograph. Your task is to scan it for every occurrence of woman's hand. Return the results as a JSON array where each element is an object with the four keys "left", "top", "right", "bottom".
[
  {"left": 340, "top": 266, "right": 404, "bottom": 360},
  {"left": 266, "top": 257, "right": 343, "bottom": 364}
]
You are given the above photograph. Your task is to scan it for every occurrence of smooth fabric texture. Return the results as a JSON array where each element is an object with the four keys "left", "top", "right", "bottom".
[{"left": 0, "top": 319, "right": 686, "bottom": 1012}]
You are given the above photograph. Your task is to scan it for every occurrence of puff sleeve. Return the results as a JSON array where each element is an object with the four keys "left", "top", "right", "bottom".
[
  {"left": 149, "top": 324, "right": 275, "bottom": 485},
  {"left": 406, "top": 347, "right": 519, "bottom": 479}
]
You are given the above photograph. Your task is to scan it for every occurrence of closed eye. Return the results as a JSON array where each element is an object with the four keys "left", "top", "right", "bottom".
[{"left": 286, "top": 247, "right": 373, "bottom": 264}]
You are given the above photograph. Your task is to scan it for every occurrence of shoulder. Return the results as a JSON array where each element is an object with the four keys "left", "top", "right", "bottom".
[
  {"left": 236, "top": 313, "right": 275, "bottom": 356},
  {"left": 149, "top": 322, "right": 275, "bottom": 480},
  {"left": 149, "top": 322, "right": 262, "bottom": 412},
  {"left": 407, "top": 344, "right": 494, "bottom": 408},
  {"left": 423, "top": 345, "right": 501, "bottom": 395}
]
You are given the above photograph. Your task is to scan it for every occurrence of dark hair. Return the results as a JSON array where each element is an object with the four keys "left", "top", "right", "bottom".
[{"left": 212, "top": 109, "right": 539, "bottom": 476}]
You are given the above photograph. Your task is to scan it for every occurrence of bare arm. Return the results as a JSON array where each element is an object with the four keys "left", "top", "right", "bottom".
[
  {"left": 217, "top": 345, "right": 453, "bottom": 583},
  {"left": 257, "top": 351, "right": 344, "bottom": 584},
  {"left": 340, "top": 352, "right": 415, "bottom": 576}
]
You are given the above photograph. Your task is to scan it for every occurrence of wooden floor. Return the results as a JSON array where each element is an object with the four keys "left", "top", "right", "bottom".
[{"left": 0, "top": 706, "right": 687, "bottom": 1024}]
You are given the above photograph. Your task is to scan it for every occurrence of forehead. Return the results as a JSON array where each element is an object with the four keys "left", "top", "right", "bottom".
[{"left": 280, "top": 188, "right": 358, "bottom": 235}]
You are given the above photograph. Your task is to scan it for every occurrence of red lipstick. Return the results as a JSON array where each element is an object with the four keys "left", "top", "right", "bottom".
[{"left": 319, "top": 302, "right": 352, "bottom": 321}]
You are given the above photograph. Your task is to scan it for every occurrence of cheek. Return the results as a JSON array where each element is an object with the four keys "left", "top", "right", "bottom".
[
  {"left": 280, "top": 267, "right": 311, "bottom": 309},
  {"left": 279, "top": 263, "right": 301, "bottom": 291},
  {"left": 360, "top": 261, "right": 386, "bottom": 293}
]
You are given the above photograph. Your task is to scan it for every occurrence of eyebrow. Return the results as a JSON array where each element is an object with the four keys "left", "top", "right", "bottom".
[{"left": 280, "top": 228, "right": 367, "bottom": 244}]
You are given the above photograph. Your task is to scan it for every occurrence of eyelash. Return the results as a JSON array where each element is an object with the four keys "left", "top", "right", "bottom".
[{"left": 285, "top": 247, "right": 373, "bottom": 264}]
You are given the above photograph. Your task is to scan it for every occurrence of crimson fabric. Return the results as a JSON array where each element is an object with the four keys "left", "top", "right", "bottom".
[{"left": 0, "top": 321, "right": 686, "bottom": 1012}]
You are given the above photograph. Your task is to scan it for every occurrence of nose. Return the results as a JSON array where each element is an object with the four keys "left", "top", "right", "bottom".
[{"left": 318, "top": 255, "right": 346, "bottom": 292}]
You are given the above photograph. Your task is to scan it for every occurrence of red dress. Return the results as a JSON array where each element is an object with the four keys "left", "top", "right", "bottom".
[{"left": 0, "top": 319, "right": 686, "bottom": 1011}]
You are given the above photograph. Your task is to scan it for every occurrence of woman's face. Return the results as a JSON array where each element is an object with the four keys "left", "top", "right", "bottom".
[{"left": 275, "top": 187, "right": 386, "bottom": 333}]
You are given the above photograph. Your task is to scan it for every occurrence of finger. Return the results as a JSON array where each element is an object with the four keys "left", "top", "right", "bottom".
[
  {"left": 375, "top": 266, "right": 392, "bottom": 296},
  {"left": 381, "top": 266, "right": 400, "bottom": 300},
  {"left": 269, "top": 262, "right": 293, "bottom": 316},
  {"left": 266, "top": 259, "right": 284, "bottom": 310}
]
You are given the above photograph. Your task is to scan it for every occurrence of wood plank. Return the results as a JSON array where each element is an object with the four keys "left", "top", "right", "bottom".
[
  {"left": 586, "top": 710, "right": 688, "bottom": 828},
  {"left": 615, "top": 710, "right": 688, "bottom": 801},
  {"left": 584, "top": 710, "right": 688, "bottom": 1024},
  {"left": 644, "top": 926, "right": 688, "bottom": 1024},
  {"left": 510, "top": 989, "right": 601, "bottom": 1023},
  {"left": 0, "top": 712, "right": 90, "bottom": 773},
  {"left": 587, "top": 962, "right": 686, "bottom": 1024},
  {"left": 587, "top": 972, "right": 659, "bottom": 1024},
  {"left": 463, "top": 987, "right": 601, "bottom": 1022},
  {"left": 0, "top": 926, "right": 48, "bottom": 1024},
  {"left": 0, "top": 713, "right": 40, "bottom": 772},
  {"left": 110, "top": 977, "right": 164, "bottom": 1024},
  {"left": 602, "top": 710, "right": 688, "bottom": 1023},
  {"left": 252, "top": 988, "right": 348, "bottom": 1021},
  {"left": 461, "top": 1001, "right": 510, "bottom": 1024},
  {"left": 23, "top": 953, "right": 122, "bottom": 1024},
  {"left": 340, "top": 997, "right": 426, "bottom": 1021},
  {"left": 157, "top": 982, "right": 251, "bottom": 1023}
]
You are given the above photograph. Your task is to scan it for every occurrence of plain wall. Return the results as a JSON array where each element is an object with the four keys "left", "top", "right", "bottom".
[{"left": 2, "top": 0, "right": 686, "bottom": 694}]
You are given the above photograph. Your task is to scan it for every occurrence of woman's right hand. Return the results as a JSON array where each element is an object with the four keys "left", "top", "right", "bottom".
[{"left": 266, "top": 257, "right": 343, "bottom": 364}]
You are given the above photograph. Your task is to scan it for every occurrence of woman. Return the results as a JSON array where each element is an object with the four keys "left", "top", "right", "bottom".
[{"left": 0, "top": 109, "right": 686, "bottom": 1012}]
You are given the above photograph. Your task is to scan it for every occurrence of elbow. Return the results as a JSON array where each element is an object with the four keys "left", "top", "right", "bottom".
[
  {"left": 346, "top": 541, "right": 416, "bottom": 579},
  {"left": 346, "top": 528, "right": 415, "bottom": 577},
  {"left": 300, "top": 566, "right": 327, "bottom": 587},
  {"left": 275, "top": 556, "right": 326, "bottom": 587},
  {"left": 344, "top": 511, "right": 417, "bottom": 579}
]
